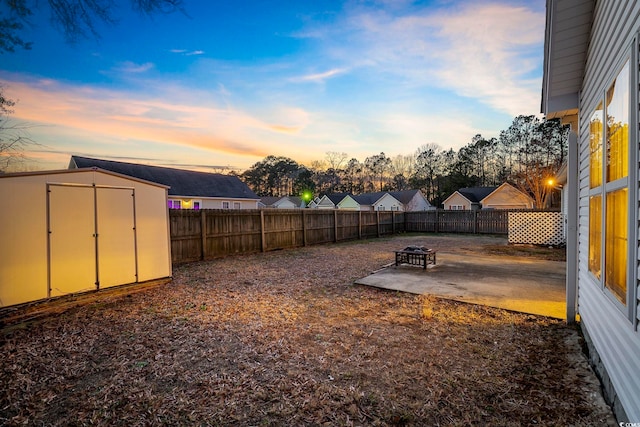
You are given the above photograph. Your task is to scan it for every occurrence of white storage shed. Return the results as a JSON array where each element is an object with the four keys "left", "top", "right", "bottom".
[{"left": 0, "top": 168, "right": 172, "bottom": 308}]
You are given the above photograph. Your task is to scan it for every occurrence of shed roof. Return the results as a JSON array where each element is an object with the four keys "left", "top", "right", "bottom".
[
  {"left": 70, "top": 156, "right": 259, "bottom": 199},
  {"left": 0, "top": 167, "right": 169, "bottom": 189}
]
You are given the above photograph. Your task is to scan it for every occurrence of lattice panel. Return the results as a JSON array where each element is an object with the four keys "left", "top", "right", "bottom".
[{"left": 508, "top": 212, "right": 566, "bottom": 246}]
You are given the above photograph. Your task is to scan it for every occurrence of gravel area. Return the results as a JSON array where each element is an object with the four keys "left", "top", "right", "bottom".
[{"left": 1, "top": 234, "right": 615, "bottom": 426}]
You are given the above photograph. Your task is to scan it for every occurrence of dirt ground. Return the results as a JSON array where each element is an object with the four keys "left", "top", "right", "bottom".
[{"left": 1, "top": 234, "right": 616, "bottom": 426}]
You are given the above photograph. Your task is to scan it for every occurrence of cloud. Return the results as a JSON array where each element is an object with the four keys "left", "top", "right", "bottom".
[
  {"left": 170, "top": 49, "right": 205, "bottom": 56},
  {"left": 0, "top": 76, "right": 311, "bottom": 167},
  {"left": 292, "top": 68, "right": 348, "bottom": 83},
  {"left": 113, "top": 61, "right": 155, "bottom": 73},
  {"left": 310, "top": 1, "right": 544, "bottom": 116}
]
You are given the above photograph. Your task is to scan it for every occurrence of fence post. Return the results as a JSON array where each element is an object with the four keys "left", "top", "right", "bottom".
[
  {"left": 358, "top": 211, "right": 362, "bottom": 240},
  {"left": 392, "top": 211, "right": 396, "bottom": 234},
  {"left": 302, "top": 210, "right": 307, "bottom": 246},
  {"left": 434, "top": 210, "right": 439, "bottom": 233},
  {"left": 200, "top": 209, "right": 207, "bottom": 260},
  {"left": 260, "top": 210, "right": 266, "bottom": 252},
  {"left": 376, "top": 211, "right": 380, "bottom": 238},
  {"left": 473, "top": 210, "right": 478, "bottom": 234},
  {"left": 334, "top": 210, "right": 338, "bottom": 242}
]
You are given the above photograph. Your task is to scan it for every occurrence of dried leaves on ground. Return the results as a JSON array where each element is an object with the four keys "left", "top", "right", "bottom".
[{"left": 1, "top": 235, "right": 612, "bottom": 426}]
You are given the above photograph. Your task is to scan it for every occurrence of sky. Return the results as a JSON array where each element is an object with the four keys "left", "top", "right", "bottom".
[{"left": 0, "top": 0, "right": 546, "bottom": 173}]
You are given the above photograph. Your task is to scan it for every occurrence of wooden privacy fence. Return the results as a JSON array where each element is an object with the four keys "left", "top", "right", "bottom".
[
  {"left": 169, "top": 209, "right": 406, "bottom": 263},
  {"left": 405, "top": 210, "right": 513, "bottom": 234},
  {"left": 169, "top": 209, "right": 554, "bottom": 264}
]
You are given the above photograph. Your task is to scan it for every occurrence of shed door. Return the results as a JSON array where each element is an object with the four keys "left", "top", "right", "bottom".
[
  {"left": 48, "top": 184, "right": 137, "bottom": 297},
  {"left": 96, "top": 187, "right": 136, "bottom": 288},
  {"left": 49, "top": 185, "right": 96, "bottom": 297}
]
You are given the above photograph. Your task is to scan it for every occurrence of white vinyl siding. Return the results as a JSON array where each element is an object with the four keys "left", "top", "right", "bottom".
[{"left": 575, "top": 0, "right": 640, "bottom": 420}]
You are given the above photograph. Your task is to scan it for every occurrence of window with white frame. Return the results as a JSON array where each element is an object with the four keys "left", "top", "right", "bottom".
[
  {"left": 168, "top": 200, "right": 182, "bottom": 209},
  {"left": 222, "top": 201, "right": 230, "bottom": 209},
  {"left": 587, "top": 58, "right": 630, "bottom": 308},
  {"left": 193, "top": 201, "right": 201, "bottom": 210},
  {"left": 233, "top": 202, "right": 241, "bottom": 209},
  {"left": 450, "top": 205, "right": 464, "bottom": 210}
]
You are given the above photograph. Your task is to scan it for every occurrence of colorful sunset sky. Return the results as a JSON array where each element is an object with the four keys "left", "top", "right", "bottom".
[{"left": 1, "top": 0, "right": 545, "bottom": 173}]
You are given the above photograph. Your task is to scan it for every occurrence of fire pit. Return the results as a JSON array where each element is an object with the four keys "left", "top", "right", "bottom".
[{"left": 394, "top": 246, "right": 436, "bottom": 270}]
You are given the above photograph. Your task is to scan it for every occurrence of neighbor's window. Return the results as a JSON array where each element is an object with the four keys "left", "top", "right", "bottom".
[
  {"left": 234, "top": 202, "right": 241, "bottom": 210},
  {"left": 193, "top": 201, "right": 201, "bottom": 210},
  {"left": 222, "top": 201, "right": 230, "bottom": 209},
  {"left": 168, "top": 200, "right": 182, "bottom": 209},
  {"left": 588, "top": 59, "right": 629, "bottom": 306}
]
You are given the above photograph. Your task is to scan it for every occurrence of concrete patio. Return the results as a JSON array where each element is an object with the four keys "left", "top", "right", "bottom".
[{"left": 355, "top": 251, "right": 566, "bottom": 319}]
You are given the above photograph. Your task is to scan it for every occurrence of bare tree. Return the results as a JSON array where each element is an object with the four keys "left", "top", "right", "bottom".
[
  {"left": 1, "top": 0, "right": 184, "bottom": 52},
  {"left": 364, "top": 152, "right": 391, "bottom": 192},
  {"left": 324, "top": 151, "right": 348, "bottom": 171},
  {"left": 412, "top": 143, "right": 442, "bottom": 201},
  {"left": 389, "top": 154, "right": 414, "bottom": 191},
  {"left": 0, "top": 85, "right": 37, "bottom": 172},
  {"left": 499, "top": 116, "right": 568, "bottom": 208}
]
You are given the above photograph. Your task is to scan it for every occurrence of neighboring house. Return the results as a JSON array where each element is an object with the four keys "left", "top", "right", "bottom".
[
  {"left": 555, "top": 162, "right": 568, "bottom": 216},
  {"left": 316, "top": 190, "right": 433, "bottom": 212},
  {"left": 70, "top": 156, "right": 260, "bottom": 210},
  {"left": 259, "top": 196, "right": 305, "bottom": 209},
  {"left": 314, "top": 193, "right": 360, "bottom": 210},
  {"left": 542, "top": 0, "right": 640, "bottom": 421},
  {"left": 306, "top": 197, "right": 321, "bottom": 209},
  {"left": 352, "top": 192, "right": 403, "bottom": 211},
  {"left": 480, "top": 183, "right": 534, "bottom": 210},
  {"left": 442, "top": 187, "right": 497, "bottom": 210},
  {"left": 0, "top": 168, "right": 172, "bottom": 307},
  {"left": 388, "top": 189, "right": 435, "bottom": 211}
]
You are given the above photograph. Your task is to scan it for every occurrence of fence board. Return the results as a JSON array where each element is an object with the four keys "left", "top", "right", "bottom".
[
  {"left": 205, "top": 210, "right": 262, "bottom": 257},
  {"left": 169, "top": 210, "right": 202, "bottom": 263}
]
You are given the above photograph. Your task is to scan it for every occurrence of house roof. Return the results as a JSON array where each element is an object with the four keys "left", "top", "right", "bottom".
[
  {"left": 260, "top": 196, "right": 304, "bottom": 207},
  {"left": 70, "top": 156, "right": 259, "bottom": 199},
  {"left": 457, "top": 187, "right": 498, "bottom": 203},
  {"left": 326, "top": 193, "right": 352, "bottom": 205},
  {"left": 480, "top": 183, "right": 533, "bottom": 204},
  {"left": 351, "top": 192, "right": 387, "bottom": 205},
  {"left": 259, "top": 196, "right": 281, "bottom": 206},
  {"left": 288, "top": 196, "right": 303, "bottom": 206},
  {"left": 541, "top": 0, "right": 594, "bottom": 118},
  {"left": 387, "top": 189, "right": 426, "bottom": 205}
]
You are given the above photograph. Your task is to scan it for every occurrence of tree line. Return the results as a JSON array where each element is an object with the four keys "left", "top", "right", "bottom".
[{"left": 240, "top": 115, "right": 569, "bottom": 208}]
